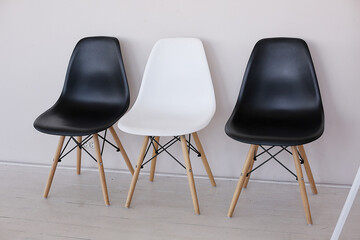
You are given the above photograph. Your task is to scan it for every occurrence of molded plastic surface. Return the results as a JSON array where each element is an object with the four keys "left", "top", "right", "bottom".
[
  {"left": 34, "top": 36, "right": 130, "bottom": 136},
  {"left": 118, "top": 38, "right": 215, "bottom": 136},
  {"left": 331, "top": 166, "right": 360, "bottom": 239},
  {"left": 225, "top": 38, "right": 324, "bottom": 146}
]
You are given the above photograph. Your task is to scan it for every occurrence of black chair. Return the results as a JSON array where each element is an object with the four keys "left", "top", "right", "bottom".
[
  {"left": 225, "top": 38, "right": 324, "bottom": 224},
  {"left": 34, "top": 36, "right": 134, "bottom": 205}
]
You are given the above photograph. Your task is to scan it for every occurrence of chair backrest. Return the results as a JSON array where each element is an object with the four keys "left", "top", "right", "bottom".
[
  {"left": 59, "top": 36, "right": 129, "bottom": 111},
  {"left": 236, "top": 38, "right": 324, "bottom": 125},
  {"left": 132, "top": 38, "right": 215, "bottom": 118}
]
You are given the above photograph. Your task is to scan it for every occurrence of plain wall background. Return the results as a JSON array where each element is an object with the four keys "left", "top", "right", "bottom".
[{"left": 0, "top": 0, "right": 359, "bottom": 185}]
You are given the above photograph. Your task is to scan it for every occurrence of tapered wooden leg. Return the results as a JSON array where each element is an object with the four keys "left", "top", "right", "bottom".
[
  {"left": 125, "top": 136, "right": 149, "bottom": 208},
  {"left": 109, "top": 126, "right": 134, "bottom": 175},
  {"left": 244, "top": 145, "right": 259, "bottom": 188},
  {"left": 76, "top": 136, "right": 82, "bottom": 175},
  {"left": 192, "top": 132, "right": 216, "bottom": 187},
  {"left": 292, "top": 146, "right": 312, "bottom": 225},
  {"left": 93, "top": 134, "right": 110, "bottom": 206},
  {"left": 181, "top": 135, "right": 200, "bottom": 215},
  {"left": 227, "top": 144, "right": 256, "bottom": 217},
  {"left": 149, "top": 136, "right": 160, "bottom": 182},
  {"left": 298, "top": 145, "right": 318, "bottom": 194},
  {"left": 44, "top": 136, "right": 65, "bottom": 198}
]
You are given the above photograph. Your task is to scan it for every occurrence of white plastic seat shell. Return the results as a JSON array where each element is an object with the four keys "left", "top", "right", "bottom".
[{"left": 118, "top": 38, "right": 216, "bottom": 136}]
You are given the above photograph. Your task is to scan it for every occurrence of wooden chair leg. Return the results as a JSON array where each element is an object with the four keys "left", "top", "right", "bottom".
[
  {"left": 244, "top": 145, "right": 259, "bottom": 188},
  {"left": 292, "top": 146, "right": 312, "bottom": 225},
  {"left": 298, "top": 145, "right": 318, "bottom": 194},
  {"left": 125, "top": 136, "right": 149, "bottom": 208},
  {"left": 109, "top": 126, "right": 134, "bottom": 175},
  {"left": 93, "top": 134, "right": 110, "bottom": 206},
  {"left": 149, "top": 136, "right": 160, "bottom": 182},
  {"left": 76, "top": 136, "right": 82, "bottom": 175},
  {"left": 44, "top": 136, "right": 65, "bottom": 198},
  {"left": 192, "top": 132, "right": 216, "bottom": 187},
  {"left": 180, "top": 135, "right": 200, "bottom": 215},
  {"left": 227, "top": 144, "right": 256, "bottom": 217}
]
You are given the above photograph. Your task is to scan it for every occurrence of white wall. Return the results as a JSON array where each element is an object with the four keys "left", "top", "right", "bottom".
[{"left": 0, "top": 0, "right": 359, "bottom": 185}]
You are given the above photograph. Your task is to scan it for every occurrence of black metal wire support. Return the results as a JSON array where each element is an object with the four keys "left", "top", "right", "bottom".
[
  {"left": 137, "top": 136, "right": 154, "bottom": 169},
  {"left": 58, "top": 135, "right": 91, "bottom": 161},
  {"left": 71, "top": 136, "right": 98, "bottom": 162},
  {"left": 246, "top": 145, "right": 304, "bottom": 180},
  {"left": 174, "top": 136, "right": 201, "bottom": 157},
  {"left": 281, "top": 146, "right": 304, "bottom": 164},
  {"left": 97, "top": 132, "right": 120, "bottom": 152},
  {"left": 56, "top": 130, "right": 120, "bottom": 164},
  {"left": 140, "top": 135, "right": 202, "bottom": 170}
]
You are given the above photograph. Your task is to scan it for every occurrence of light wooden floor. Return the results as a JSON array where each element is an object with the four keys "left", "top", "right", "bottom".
[{"left": 0, "top": 163, "right": 359, "bottom": 240}]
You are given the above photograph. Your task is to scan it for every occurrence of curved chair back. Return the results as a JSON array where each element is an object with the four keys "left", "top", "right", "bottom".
[
  {"left": 133, "top": 38, "right": 215, "bottom": 119},
  {"left": 234, "top": 38, "right": 324, "bottom": 135},
  {"left": 60, "top": 36, "right": 129, "bottom": 112}
]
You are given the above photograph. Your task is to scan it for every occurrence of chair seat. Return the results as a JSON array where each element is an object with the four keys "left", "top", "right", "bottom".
[
  {"left": 225, "top": 117, "right": 324, "bottom": 146},
  {"left": 118, "top": 108, "right": 211, "bottom": 136},
  {"left": 34, "top": 104, "right": 123, "bottom": 136}
]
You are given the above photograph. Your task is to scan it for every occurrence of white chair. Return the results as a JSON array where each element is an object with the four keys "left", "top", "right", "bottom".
[
  {"left": 331, "top": 165, "right": 360, "bottom": 239},
  {"left": 118, "top": 38, "right": 216, "bottom": 214}
]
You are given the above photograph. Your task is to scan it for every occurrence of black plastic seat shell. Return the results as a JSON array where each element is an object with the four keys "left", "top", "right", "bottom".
[
  {"left": 34, "top": 36, "right": 129, "bottom": 136},
  {"left": 225, "top": 38, "right": 324, "bottom": 146}
]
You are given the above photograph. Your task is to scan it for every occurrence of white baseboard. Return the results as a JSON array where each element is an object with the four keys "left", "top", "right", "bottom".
[{"left": 0, "top": 160, "right": 350, "bottom": 189}]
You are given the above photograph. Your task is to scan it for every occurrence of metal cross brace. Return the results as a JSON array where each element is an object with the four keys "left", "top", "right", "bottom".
[
  {"left": 140, "top": 135, "right": 201, "bottom": 170},
  {"left": 246, "top": 145, "right": 304, "bottom": 180}
]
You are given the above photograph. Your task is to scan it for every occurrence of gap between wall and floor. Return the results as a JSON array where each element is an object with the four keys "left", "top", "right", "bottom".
[{"left": 0, "top": 160, "right": 351, "bottom": 189}]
